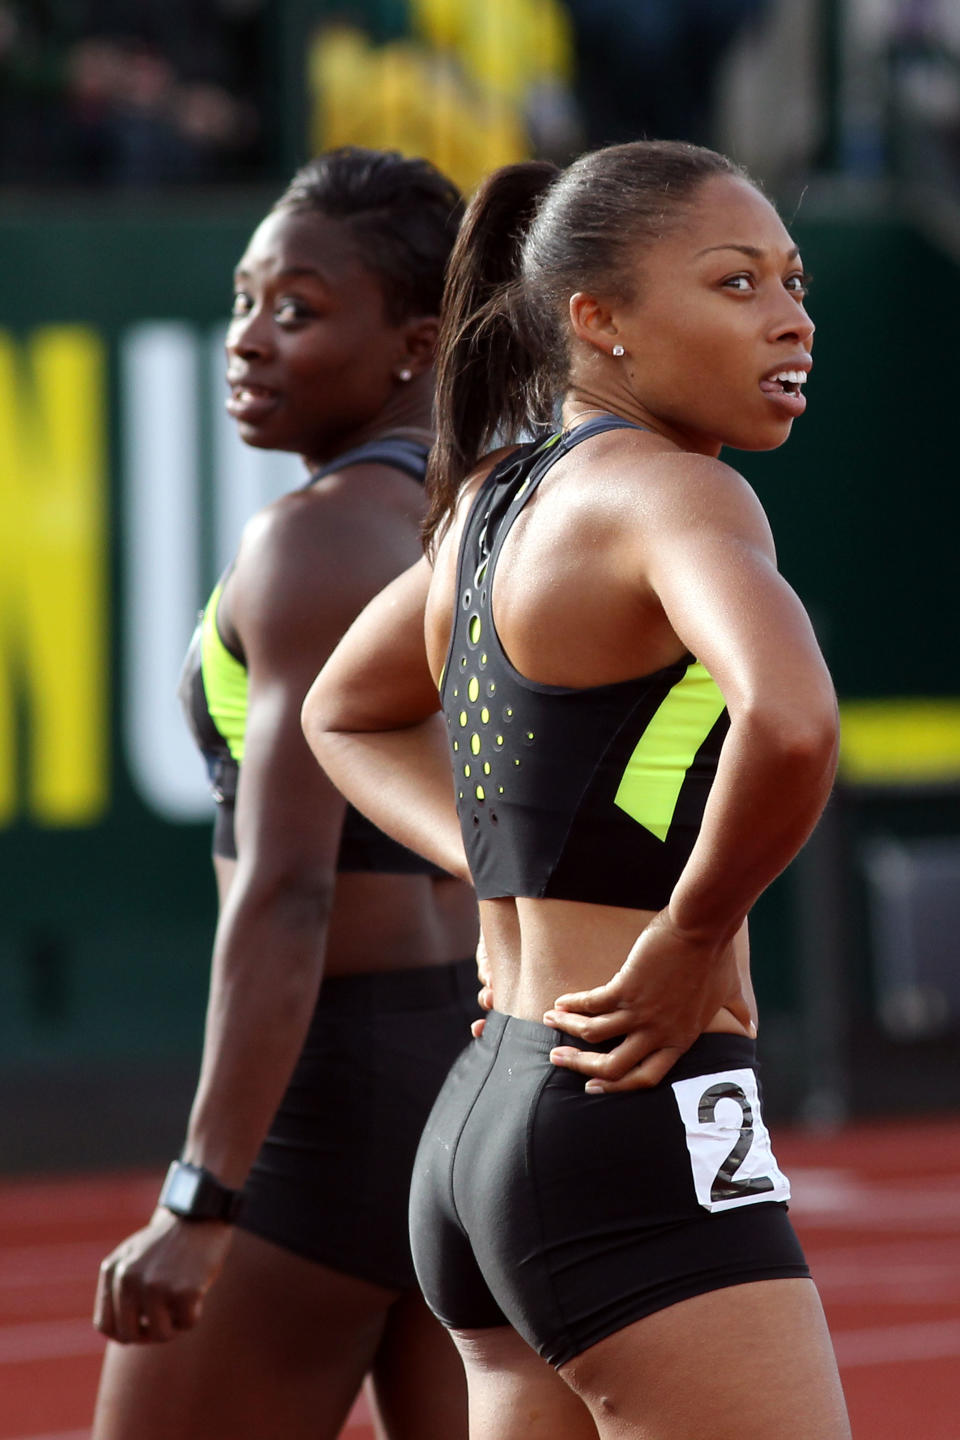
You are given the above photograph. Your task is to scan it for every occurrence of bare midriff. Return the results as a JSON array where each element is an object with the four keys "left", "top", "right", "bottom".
[
  {"left": 479, "top": 894, "right": 756, "bottom": 1035},
  {"left": 214, "top": 857, "right": 478, "bottom": 978}
]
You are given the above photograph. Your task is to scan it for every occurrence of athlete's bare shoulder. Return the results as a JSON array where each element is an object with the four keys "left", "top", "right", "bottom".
[
  {"left": 577, "top": 430, "right": 778, "bottom": 564},
  {"left": 639, "top": 448, "right": 775, "bottom": 558},
  {"left": 228, "top": 460, "right": 425, "bottom": 652}
]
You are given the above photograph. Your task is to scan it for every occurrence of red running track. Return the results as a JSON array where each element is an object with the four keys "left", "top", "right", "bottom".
[{"left": 1, "top": 1117, "right": 958, "bottom": 1439}]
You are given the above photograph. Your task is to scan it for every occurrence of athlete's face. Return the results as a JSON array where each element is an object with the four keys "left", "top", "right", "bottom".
[
  {"left": 225, "top": 208, "right": 413, "bottom": 464},
  {"left": 598, "top": 174, "right": 814, "bottom": 455}
]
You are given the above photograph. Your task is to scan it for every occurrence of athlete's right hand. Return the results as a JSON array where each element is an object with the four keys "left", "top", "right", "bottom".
[
  {"left": 542, "top": 910, "right": 754, "bottom": 1092},
  {"left": 93, "top": 1208, "right": 234, "bottom": 1344},
  {"left": 471, "top": 931, "right": 494, "bottom": 1038}
]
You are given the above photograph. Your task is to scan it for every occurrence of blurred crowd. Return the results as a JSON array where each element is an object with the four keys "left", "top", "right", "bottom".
[
  {"left": 885, "top": 0, "right": 960, "bottom": 183},
  {"left": 2, "top": 0, "right": 958, "bottom": 193},
  {"left": 0, "top": 0, "right": 775, "bottom": 191},
  {"left": 0, "top": 0, "right": 267, "bottom": 186}
]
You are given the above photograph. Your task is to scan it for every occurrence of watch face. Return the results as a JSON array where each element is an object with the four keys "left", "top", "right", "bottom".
[{"left": 164, "top": 1166, "right": 202, "bottom": 1212}]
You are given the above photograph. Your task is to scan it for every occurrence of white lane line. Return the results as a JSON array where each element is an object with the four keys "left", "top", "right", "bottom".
[
  {"left": 806, "top": 1238, "right": 960, "bottom": 1304},
  {"left": 0, "top": 1318, "right": 104, "bottom": 1364},
  {"left": 0, "top": 1242, "right": 111, "bottom": 1287},
  {"left": 789, "top": 1168, "right": 960, "bottom": 1230},
  {"left": 6, "top": 1431, "right": 90, "bottom": 1440},
  {"left": 3, "top": 1308, "right": 960, "bottom": 1384},
  {"left": 0, "top": 1177, "right": 160, "bottom": 1228},
  {"left": 833, "top": 1319, "right": 960, "bottom": 1367}
]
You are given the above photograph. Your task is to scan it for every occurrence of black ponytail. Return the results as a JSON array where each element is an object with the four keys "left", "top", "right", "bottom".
[
  {"left": 423, "top": 139, "right": 748, "bottom": 552},
  {"left": 422, "top": 161, "right": 559, "bottom": 549}
]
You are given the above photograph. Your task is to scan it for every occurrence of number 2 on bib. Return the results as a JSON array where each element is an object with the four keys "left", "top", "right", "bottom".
[{"left": 672, "top": 1068, "right": 792, "bottom": 1214}]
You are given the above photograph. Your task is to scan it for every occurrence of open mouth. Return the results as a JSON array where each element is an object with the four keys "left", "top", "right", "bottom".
[
  {"left": 760, "top": 368, "right": 807, "bottom": 399},
  {"left": 225, "top": 381, "right": 281, "bottom": 422},
  {"left": 230, "top": 382, "right": 276, "bottom": 403}
]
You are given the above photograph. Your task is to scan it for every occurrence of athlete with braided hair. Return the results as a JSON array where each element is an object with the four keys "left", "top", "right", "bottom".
[{"left": 92, "top": 148, "right": 478, "bottom": 1440}]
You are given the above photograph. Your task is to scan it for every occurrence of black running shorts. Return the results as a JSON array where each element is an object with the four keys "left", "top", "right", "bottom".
[
  {"left": 409, "top": 1012, "right": 810, "bottom": 1366},
  {"left": 238, "top": 957, "right": 479, "bottom": 1290}
]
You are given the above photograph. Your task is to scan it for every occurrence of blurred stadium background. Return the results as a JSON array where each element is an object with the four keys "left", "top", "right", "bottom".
[
  {"left": 0, "top": 0, "right": 958, "bottom": 1175},
  {"left": 2, "top": 4, "right": 960, "bottom": 1437}
]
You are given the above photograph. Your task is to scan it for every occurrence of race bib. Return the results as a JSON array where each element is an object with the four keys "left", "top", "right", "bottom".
[{"left": 672, "top": 1068, "right": 791, "bottom": 1214}]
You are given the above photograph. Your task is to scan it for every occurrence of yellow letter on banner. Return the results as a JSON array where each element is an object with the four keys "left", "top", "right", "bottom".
[{"left": 0, "top": 327, "right": 108, "bottom": 826}]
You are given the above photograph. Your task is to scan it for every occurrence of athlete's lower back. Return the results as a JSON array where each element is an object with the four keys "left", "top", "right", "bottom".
[{"left": 480, "top": 893, "right": 755, "bottom": 1034}]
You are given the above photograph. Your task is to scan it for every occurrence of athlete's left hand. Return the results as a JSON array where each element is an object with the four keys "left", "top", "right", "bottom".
[{"left": 542, "top": 910, "right": 754, "bottom": 1092}]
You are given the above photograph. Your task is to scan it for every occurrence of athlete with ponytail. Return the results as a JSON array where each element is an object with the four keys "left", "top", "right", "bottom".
[{"left": 303, "top": 140, "right": 851, "bottom": 1439}]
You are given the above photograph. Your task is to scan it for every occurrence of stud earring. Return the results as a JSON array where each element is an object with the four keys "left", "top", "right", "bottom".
[
  {"left": 397, "top": 366, "right": 413, "bottom": 382},
  {"left": 612, "top": 344, "right": 625, "bottom": 357}
]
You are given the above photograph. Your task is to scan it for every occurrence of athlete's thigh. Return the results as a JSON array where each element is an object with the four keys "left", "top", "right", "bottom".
[
  {"left": 450, "top": 1324, "right": 600, "bottom": 1440},
  {"left": 560, "top": 1278, "right": 850, "bottom": 1440},
  {"left": 365, "top": 1288, "right": 468, "bottom": 1440},
  {"left": 92, "top": 1228, "right": 397, "bottom": 1440}
]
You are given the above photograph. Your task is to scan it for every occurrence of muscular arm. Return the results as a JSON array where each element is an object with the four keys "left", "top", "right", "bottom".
[
  {"left": 548, "top": 454, "right": 838, "bottom": 1088},
  {"left": 95, "top": 473, "right": 424, "bottom": 1342},
  {"left": 648, "top": 456, "right": 838, "bottom": 939},
  {"left": 182, "top": 518, "right": 347, "bottom": 1189}
]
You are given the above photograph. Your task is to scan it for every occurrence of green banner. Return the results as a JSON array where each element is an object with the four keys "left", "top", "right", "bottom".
[{"left": 0, "top": 198, "right": 956, "bottom": 1081}]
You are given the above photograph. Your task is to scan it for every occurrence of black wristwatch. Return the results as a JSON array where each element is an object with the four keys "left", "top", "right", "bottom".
[{"left": 158, "top": 1160, "right": 244, "bottom": 1223}]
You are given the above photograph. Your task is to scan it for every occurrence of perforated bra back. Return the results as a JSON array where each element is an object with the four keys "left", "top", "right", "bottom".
[{"left": 439, "top": 417, "right": 730, "bottom": 911}]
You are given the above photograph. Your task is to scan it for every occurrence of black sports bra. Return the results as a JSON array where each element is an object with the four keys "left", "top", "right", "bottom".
[
  {"left": 180, "top": 436, "right": 441, "bottom": 873},
  {"left": 440, "top": 417, "right": 730, "bottom": 911}
]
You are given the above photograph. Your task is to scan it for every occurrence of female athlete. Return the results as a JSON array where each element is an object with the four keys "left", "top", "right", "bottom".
[
  {"left": 92, "top": 147, "right": 477, "bottom": 1440},
  {"left": 302, "top": 140, "right": 851, "bottom": 1439}
]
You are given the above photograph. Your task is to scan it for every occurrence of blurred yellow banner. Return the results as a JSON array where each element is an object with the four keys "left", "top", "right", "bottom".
[
  {"left": 839, "top": 700, "right": 960, "bottom": 786},
  {"left": 0, "top": 327, "right": 108, "bottom": 826}
]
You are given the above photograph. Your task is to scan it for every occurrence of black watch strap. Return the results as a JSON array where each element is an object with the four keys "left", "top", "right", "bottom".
[{"left": 158, "top": 1160, "right": 244, "bottom": 1223}]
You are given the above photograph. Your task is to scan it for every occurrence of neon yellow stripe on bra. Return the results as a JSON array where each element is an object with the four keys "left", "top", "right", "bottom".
[
  {"left": 614, "top": 661, "right": 726, "bottom": 842},
  {"left": 200, "top": 581, "right": 248, "bottom": 763}
]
